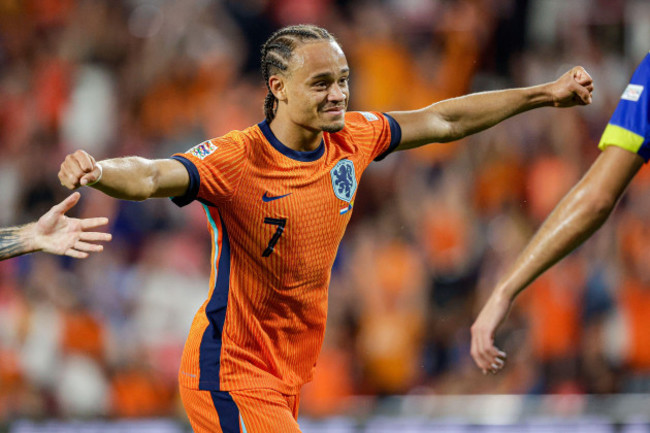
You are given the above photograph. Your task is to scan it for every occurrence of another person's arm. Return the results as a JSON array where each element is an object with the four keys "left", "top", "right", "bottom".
[
  {"left": 0, "top": 192, "right": 112, "bottom": 260},
  {"left": 388, "top": 67, "right": 593, "bottom": 150},
  {"left": 470, "top": 146, "right": 643, "bottom": 374},
  {"left": 58, "top": 150, "right": 190, "bottom": 200},
  {"left": 471, "top": 52, "right": 650, "bottom": 374}
]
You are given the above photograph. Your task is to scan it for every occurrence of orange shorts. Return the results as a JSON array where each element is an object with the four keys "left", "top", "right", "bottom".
[{"left": 180, "top": 385, "right": 301, "bottom": 433}]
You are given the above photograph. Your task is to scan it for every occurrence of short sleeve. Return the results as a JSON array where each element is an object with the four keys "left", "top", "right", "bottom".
[
  {"left": 598, "top": 52, "right": 650, "bottom": 162},
  {"left": 343, "top": 111, "right": 402, "bottom": 163},
  {"left": 170, "top": 135, "right": 248, "bottom": 207}
]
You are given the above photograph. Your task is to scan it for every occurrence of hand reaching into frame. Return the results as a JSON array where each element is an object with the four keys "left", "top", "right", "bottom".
[
  {"left": 32, "top": 192, "right": 112, "bottom": 259},
  {"left": 470, "top": 292, "right": 510, "bottom": 375}
]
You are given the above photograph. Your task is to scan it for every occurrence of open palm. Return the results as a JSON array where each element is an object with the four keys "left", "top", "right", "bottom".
[{"left": 35, "top": 192, "right": 111, "bottom": 258}]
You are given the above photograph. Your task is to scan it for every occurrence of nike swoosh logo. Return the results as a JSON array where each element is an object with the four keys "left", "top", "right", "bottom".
[{"left": 262, "top": 192, "right": 292, "bottom": 202}]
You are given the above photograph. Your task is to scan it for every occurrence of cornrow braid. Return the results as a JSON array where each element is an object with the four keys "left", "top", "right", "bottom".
[{"left": 260, "top": 24, "right": 336, "bottom": 122}]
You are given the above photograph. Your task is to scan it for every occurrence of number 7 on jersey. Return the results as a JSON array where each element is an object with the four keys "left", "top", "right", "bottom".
[{"left": 262, "top": 217, "right": 286, "bottom": 257}]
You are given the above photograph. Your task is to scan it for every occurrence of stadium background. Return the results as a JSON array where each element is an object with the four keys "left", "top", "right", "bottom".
[{"left": 1, "top": 0, "right": 649, "bottom": 431}]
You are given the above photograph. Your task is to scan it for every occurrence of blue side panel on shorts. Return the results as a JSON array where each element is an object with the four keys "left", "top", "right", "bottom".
[
  {"left": 199, "top": 207, "right": 231, "bottom": 390},
  {"left": 210, "top": 391, "right": 241, "bottom": 433}
]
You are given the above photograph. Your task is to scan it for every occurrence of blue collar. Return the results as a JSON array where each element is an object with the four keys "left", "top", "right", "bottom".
[{"left": 258, "top": 120, "right": 325, "bottom": 162}]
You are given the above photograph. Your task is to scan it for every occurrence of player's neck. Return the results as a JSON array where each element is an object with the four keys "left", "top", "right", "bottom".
[{"left": 268, "top": 117, "right": 323, "bottom": 153}]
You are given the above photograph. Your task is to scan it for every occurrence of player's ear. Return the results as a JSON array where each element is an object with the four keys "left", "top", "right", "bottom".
[{"left": 269, "top": 75, "right": 287, "bottom": 102}]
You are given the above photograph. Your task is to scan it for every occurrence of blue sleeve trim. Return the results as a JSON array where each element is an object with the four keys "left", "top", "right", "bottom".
[
  {"left": 170, "top": 155, "right": 200, "bottom": 207},
  {"left": 374, "top": 113, "right": 402, "bottom": 161}
]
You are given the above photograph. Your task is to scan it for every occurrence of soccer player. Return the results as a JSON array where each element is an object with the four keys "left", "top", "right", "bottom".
[
  {"left": 0, "top": 192, "right": 111, "bottom": 261},
  {"left": 471, "top": 51, "right": 650, "bottom": 376},
  {"left": 58, "top": 25, "right": 593, "bottom": 432}
]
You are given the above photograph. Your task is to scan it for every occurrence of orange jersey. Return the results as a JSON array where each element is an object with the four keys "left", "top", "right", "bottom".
[{"left": 171, "top": 111, "right": 401, "bottom": 394}]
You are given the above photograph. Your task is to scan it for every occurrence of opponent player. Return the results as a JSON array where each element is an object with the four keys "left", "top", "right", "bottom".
[
  {"left": 471, "top": 52, "right": 650, "bottom": 375},
  {"left": 58, "top": 25, "right": 593, "bottom": 432},
  {"left": 0, "top": 192, "right": 111, "bottom": 261}
]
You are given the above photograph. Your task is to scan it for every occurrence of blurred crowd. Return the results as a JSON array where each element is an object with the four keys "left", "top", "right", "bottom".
[{"left": 1, "top": 0, "right": 650, "bottom": 423}]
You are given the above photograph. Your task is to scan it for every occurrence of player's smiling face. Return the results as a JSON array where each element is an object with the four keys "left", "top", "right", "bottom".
[{"left": 283, "top": 40, "right": 350, "bottom": 133}]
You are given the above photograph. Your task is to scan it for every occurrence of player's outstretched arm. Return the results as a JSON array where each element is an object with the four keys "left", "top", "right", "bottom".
[
  {"left": 388, "top": 67, "right": 594, "bottom": 150},
  {"left": 58, "top": 150, "right": 190, "bottom": 201},
  {"left": 0, "top": 192, "right": 112, "bottom": 261},
  {"left": 470, "top": 146, "right": 643, "bottom": 374}
]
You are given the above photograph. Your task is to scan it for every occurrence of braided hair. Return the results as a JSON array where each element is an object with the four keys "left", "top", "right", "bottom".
[{"left": 260, "top": 24, "right": 336, "bottom": 123}]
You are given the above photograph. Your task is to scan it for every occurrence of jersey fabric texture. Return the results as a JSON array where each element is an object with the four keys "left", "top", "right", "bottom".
[
  {"left": 170, "top": 111, "right": 401, "bottom": 395},
  {"left": 599, "top": 51, "right": 650, "bottom": 161}
]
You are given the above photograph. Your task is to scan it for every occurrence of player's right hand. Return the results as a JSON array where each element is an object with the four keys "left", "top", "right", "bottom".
[
  {"left": 59, "top": 150, "right": 102, "bottom": 189},
  {"left": 470, "top": 292, "right": 510, "bottom": 375}
]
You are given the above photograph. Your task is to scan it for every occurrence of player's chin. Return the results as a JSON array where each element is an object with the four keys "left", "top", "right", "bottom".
[{"left": 320, "top": 118, "right": 345, "bottom": 133}]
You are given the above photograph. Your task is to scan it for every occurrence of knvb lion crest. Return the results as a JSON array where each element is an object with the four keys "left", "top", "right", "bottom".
[{"left": 330, "top": 159, "right": 357, "bottom": 203}]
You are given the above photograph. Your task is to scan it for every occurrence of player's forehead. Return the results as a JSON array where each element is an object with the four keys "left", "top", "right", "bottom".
[{"left": 288, "top": 40, "right": 348, "bottom": 79}]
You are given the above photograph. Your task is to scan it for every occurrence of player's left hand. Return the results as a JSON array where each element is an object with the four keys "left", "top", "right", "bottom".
[
  {"left": 548, "top": 66, "right": 594, "bottom": 107},
  {"left": 470, "top": 292, "right": 510, "bottom": 375},
  {"left": 32, "top": 192, "right": 112, "bottom": 259}
]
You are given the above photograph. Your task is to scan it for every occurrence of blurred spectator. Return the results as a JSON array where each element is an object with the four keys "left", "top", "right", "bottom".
[
  {"left": 352, "top": 232, "right": 428, "bottom": 394},
  {"left": 109, "top": 360, "right": 174, "bottom": 418}
]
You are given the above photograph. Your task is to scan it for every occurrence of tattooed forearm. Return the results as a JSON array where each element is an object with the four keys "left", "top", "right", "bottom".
[{"left": 0, "top": 224, "right": 35, "bottom": 260}]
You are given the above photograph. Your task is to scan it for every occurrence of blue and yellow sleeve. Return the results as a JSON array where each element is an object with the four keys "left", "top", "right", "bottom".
[{"left": 598, "top": 52, "right": 650, "bottom": 162}]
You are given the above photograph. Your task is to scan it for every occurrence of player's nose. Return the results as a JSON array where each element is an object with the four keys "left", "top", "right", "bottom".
[{"left": 328, "top": 83, "right": 346, "bottom": 102}]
